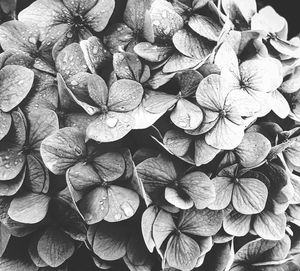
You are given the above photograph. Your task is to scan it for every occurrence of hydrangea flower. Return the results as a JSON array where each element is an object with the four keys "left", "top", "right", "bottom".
[{"left": 18, "top": 0, "right": 115, "bottom": 57}]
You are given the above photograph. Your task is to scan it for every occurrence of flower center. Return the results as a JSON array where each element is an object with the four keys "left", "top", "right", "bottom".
[{"left": 219, "top": 109, "right": 227, "bottom": 118}]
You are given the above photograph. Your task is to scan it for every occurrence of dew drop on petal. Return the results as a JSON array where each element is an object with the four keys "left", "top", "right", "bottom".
[
  {"left": 114, "top": 213, "right": 122, "bottom": 221},
  {"left": 71, "top": 80, "right": 78, "bottom": 86},
  {"left": 28, "top": 36, "right": 37, "bottom": 44},
  {"left": 121, "top": 202, "right": 134, "bottom": 217},
  {"left": 66, "top": 32, "right": 73, "bottom": 38},
  {"left": 74, "top": 146, "right": 83, "bottom": 156},
  {"left": 106, "top": 117, "right": 118, "bottom": 128}
]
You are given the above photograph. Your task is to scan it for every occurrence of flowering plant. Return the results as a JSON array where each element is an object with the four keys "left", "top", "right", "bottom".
[{"left": 1, "top": 0, "right": 300, "bottom": 270}]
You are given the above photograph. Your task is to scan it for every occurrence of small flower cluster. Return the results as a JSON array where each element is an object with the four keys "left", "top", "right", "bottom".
[{"left": 1, "top": 0, "right": 300, "bottom": 270}]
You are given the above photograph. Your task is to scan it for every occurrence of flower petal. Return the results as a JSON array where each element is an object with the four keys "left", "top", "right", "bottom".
[
  {"left": 78, "top": 186, "right": 109, "bottom": 224},
  {"left": 105, "top": 185, "right": 139, "bottom": 222},
  {"left": 179, "top": 172, "right": 215, "bottom": 209},
  {"left": 232, "top": 178, "right": 268, "bottom": 215},
  {"left": 152, "top": 209, "right": 176, "bottom": 249},
  {"left": 40, "top": 127, "right": 86, "bottom": 175},
  {"left": 239, "top": 57, "right": 283, "bottom": 93},
  {"left": 253, "top": 210, "right": 286, "bottom": 240},
  {"left": 108, "top": 79, "right": 144, "bottom": 112},
  {"left": 170, "top": 99, "right": 203, "bottom": 130},
  {"left": 84, "top": 0, "right": 115, "bottom": 32},
  {"left": 67, "top": 162, "right": 101, "bottom": 190},
  {"left": 164, "top": 187, "right": 194, "bottom": 210},
  {"left": 134, "top": 42, "right": 173, "bottom": 62},
  {"left": 8, "top": 192, "right": 50, "bottom": 224},
  {"left": 209, "top": 176, "right": 233, "bottom": 210},
  {"left": 37, "top": 227, "right": 75, "bottom": 267},
  {"left": 143, "top": 92, "right": 177, "bottom": 114},
  {"left": 173, "top": 29, "right": 214, "bottom": 59},
  {"left": 205, "top": 117, "right": 245, "bottom": 150},
  {"left": 223, "top": 210, "right": 251, "bottom": 236},
  {"left": 86, "top": 111, "right": 134, "bottom": 142},
  {"left": 93, "top": 152, "right": 125, "bottom": 182},
  {"left": 0, "top": 65, "right": 34, "bottom": 112},
  {"left": 165, "top": 233, "right": 201, "bottom": 271},
  {"left": 0, "top": 111, "right": 11, "bottom": 142}
]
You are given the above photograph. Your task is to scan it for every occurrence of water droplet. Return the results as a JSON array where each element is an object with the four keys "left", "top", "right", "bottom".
[
  {"left": 106, "top": 117, "right": 118, "bottom": 128},
  {"left": 28, "top": 36, "right": 36, "bottom": 44},
  {"left": 66, "top": 32, "right": 73, "bottom": 38},
  {"left": 114, "top": 213, "right": 122, "bottom": 221},
  {"left": 99, "top": 201, "right": 104, "bottom": 205},
  {"left": 92, "top": 46, "right": 98, "bottom": 54},
  {"left": 4, "top": 164, "right": 10, "bottom": 169},
  {"left": 153, "top": 20, "right": 160, "bottom": 26},
  {"left": 71, "top": 80, "right": 78, "bottom": 86},
  {"left": 121, "top": 202, "right": 134, "bottom": 217},
  {"left": 18, "top": 80, "right": 24, "bottom": 85},
  {"left": 164, "top": 26, "right": 171, "bottom": 35}
]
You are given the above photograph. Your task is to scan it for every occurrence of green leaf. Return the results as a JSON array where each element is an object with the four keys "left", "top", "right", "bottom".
[
  {"left": 232, "top": 177, "right": 268, "bottom": 215},
  {"left": 88, "top": 222, "right": 129, "bottom": 261},
  {"left": 0, "top": 111, "right": 11, "bottom": 141},
  {"left": 178, "top": 208, "right": 223, "bottom": 236},
  {"left": 108, "top": 79, "right": 144, "bottom": 112},
  {"left": 253, "top": 210, "right": 286, "bottom": 240},
  {"left": 172, "top": 29, "right": 214, "bottom": 60},
  {"left": 78, "top": 186, "right": 109, "bottom": 224},
  {"left": 37, "top": 227, "right": 75, "bottom": 267},
  {"left": 179, "top": 171, "right": 216, "bottom": 209},
  {"left": 86, "top": 111, "right": 135, "bottom": 142},
  {"left": 8, "top": 192, "right": 50, "bottom": 224},
  {"left": 105, "top": 185, "right": 140, "bottom": 222},
  {"left": 170, "top": 99, "right": 203, "bottom": 130},
  {"left": 164, "top": 187, "right": 194, "bottom": 210},
  {"left": 234, "top": 132, "right": 271, "bottom": 167},
  {"left": 0, "top": 65, "right": 34, "bottom": 112},
  {"left": 152, "top": 209, "right": 176, "bottom": 249},
  {"left": 141, "top": 205, "right": 159, "bottom": 252},
  {"left": 40, "top": 127, "right": 86, "bottom": 175},
  {"left": 223, "top": 210, "right": 251, "bottom": 236},
  {"left": 134, "top": 42, "right": 173, "bottom": 62},
  {"left": 165, "top": 233, "right": 201, "bottom": 270},
  {"left": 93, "top": 152, "right": 125, "bottom": 182}
]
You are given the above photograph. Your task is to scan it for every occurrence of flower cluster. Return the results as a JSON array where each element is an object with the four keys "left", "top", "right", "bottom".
[{"left": 1, "top": 0, "right": 300, "bottom": 270}]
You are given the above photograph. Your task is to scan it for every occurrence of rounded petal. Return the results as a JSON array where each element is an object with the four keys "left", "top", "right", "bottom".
[
  {"left": 40, "top": 127, "right": 86, "bottom": 175},
  {"left": 86, "top": 111, "right": 134, "bottom": 142},
  {"left": 232, "top": 178, "right": 268, "bottom": 215}
]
